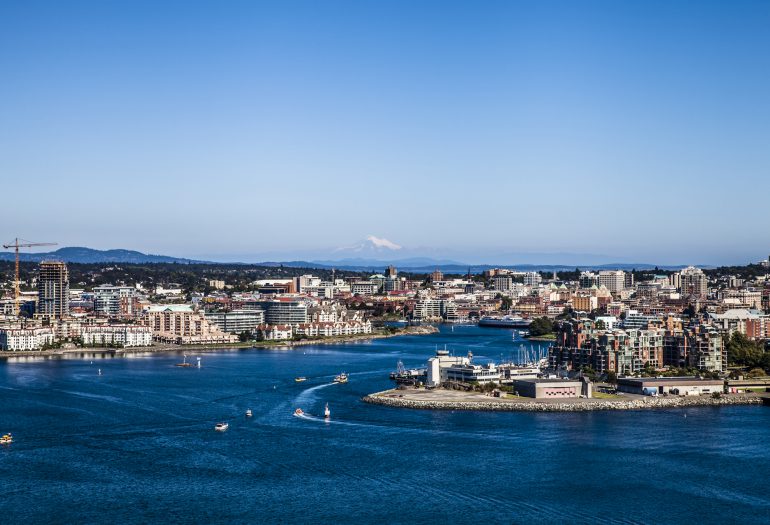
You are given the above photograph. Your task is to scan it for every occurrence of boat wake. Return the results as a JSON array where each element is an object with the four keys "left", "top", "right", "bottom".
[{"left": 293, "top": 381, "right": 335, "bottom": 405}]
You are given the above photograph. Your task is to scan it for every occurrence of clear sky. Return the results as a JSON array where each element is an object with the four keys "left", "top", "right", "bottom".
[{"left": 1, "top": 0, "right": 769, "bottom": 265}]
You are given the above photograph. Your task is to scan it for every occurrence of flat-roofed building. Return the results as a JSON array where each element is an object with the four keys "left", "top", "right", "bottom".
[
  {"left": 512, "top": 378, "right": 584, "bottom": 399},
  {"left": 0, "top": 327, "right": 55, "bottom": 351},
  {"left": 204, "top": 309, "right": 265, "bottom": 334},
  {"left": 38, "top": 261, "right": 69, "bottom": 319},
  {"left": 81, "top": 325, "right": 153, "bottom": 347},
  {"left": 616, "top": 377, "right": 723, "bottom": 396}
]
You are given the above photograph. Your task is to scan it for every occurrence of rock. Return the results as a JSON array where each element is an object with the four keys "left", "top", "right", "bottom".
[{"left": 361, "top": 392, "right": 763, "bottom": 412}]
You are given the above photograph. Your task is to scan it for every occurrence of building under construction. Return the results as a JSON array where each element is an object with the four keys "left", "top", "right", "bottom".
[{"left": 37, "top": 261, "right": 69, "bottom": 319}]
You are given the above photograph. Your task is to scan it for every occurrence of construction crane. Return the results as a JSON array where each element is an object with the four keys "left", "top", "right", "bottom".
[{"left": 2, "top": 238, "right": 57, "bottom": 316}]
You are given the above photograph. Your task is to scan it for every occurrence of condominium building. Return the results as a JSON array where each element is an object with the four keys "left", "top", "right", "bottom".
[
  {"left": 37, "top": 261, "right": 69, "bottom": 319},
  {"left": 93, "top": 285, "right": 139, "bottom": 318},
  {"left": 80, "top": 325, "right": 153, "bottom": 348},
  {"left": 204, "top": 309, "right": 265, "bottom": 334},
  {"left": 253, "top": 300, "right": 308, "bottom": 325},
  {"left": 0, "top": 327, "right": 55, "bottom": 351},
  {"left": 141, "top": 305, "right": 238, "bottom": 344},
  {"left": 679, "top": 266, "right": 708, "bottom": 299}
]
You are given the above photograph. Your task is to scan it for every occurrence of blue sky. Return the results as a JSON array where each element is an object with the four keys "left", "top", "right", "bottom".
[{"left": 1, "top": 1, "right": 769, "bottom": 265}]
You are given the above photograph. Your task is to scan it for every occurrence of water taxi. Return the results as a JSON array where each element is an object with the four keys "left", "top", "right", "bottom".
[
  {"left": 324, "top": 403, "right": 330, "bottom": 419},
  {"left": 333, "top": 372, "right": 348, "bottom": 384},
  {"left": 0, "top": 433, "right": 12, "bottom": 445},
  {"left": 294, "top": 408, "right": 304, "bottom": 416},
  {"left": 294, "top": 377, "right": 307, "bottom": 382},
  {"left": 245, "top": 409, "right": 253, "bottom": 417},
  {"left": 214, "top": 422, "right": 229, "bottom": 432}
]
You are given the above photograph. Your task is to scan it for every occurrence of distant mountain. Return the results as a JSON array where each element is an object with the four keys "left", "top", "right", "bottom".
[
  {"left": 258, "top": 259, "right": 693, "bottom": 273},
  {"left": 0, "top": 247, "right": 203, "bottom": 264}
]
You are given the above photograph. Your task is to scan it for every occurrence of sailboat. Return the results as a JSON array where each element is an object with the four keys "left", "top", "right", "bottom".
[
  {"left": 324, "top": 403, "right": 330, "bottom": 419},
  {"left": 176, "top": 354, "right": 192, "bottom": 367}
]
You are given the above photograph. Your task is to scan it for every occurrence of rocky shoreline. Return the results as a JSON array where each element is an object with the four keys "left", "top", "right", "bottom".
[
  {"left": 0, "top": 325, "right": 439, "bottom": 359},
  {"left": 363, "top": 390, "right": 765, "bottom": 412}
]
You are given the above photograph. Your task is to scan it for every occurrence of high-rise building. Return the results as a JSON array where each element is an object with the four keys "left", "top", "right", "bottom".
[
  {"left": 37, "top": 261, "right": 69, "bottom": 319},
  {"left": 598, "top": 270, "right": 626, "bottom": 293},
  {"left": 679, "top": 266, "right": 708, "bottom": 299},
  {"left": 493, "top": 275, "right": 513, "bottom": 292},
  {"left": 430, "top": 269, "right": 444, "bottom": 282},
  {"left": 523, "top": 272, "right": 542, "bottom": 286}
]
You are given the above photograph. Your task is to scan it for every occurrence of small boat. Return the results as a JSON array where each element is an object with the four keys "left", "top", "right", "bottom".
[
  {"left": 0, "top": 433, "right": 12, "bottom": 445},
  {"left": 324, "top": 403, "right": 330, "bottom": 419},
  {"left": 245, "top": 409, "right": 253, "bottom": 417},
  {"left": 294, "top": 377, "right": 307, "bottom": 382},
  {"left": 294, "top": 408, "right": 304, "bottom": 417},
  {"left": 333, "top": 373, "right": 348, "bottom": 384},
  {"left": 214, "top": 422, "right": 228, "bottom": 432},
  {"left": 176, "top": 354, "right": 192, "bottom": 367}
]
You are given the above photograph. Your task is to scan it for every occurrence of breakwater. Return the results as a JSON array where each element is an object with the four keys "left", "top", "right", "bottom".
[{"left": 363, "top": 391, "right": 764, "bottom": 412}]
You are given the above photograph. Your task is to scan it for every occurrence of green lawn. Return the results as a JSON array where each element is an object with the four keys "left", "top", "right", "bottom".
[{"left": 592, "top": 391, "right": 622, "bottom": 399}]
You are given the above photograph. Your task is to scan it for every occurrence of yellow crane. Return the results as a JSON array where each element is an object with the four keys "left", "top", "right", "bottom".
[{"left": 2, "top": 238, "right": 57, "bottom": 316}]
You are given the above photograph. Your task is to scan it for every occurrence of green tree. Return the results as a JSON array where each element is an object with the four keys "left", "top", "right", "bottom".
[{"left": 528, "top": 317, "right": 554, "bottom": 337}]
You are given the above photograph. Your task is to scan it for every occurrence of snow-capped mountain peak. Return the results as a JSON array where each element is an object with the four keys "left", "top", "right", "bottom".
[{"left": 334, "top": 236, "right": 402, "bottom": 254}]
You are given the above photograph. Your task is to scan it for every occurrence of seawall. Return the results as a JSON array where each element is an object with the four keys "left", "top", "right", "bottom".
[{"left": 362, "top": 391, "right": 764, "bottom": 412}]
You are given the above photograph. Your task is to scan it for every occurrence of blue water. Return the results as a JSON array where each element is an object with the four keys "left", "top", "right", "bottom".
[{"left": 1, "top": 326, "right": 769, "bottom": 524}]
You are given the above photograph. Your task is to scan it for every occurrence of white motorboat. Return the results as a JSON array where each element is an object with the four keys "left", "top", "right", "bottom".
[{"left": 214, "top": 422, "right": 229, "bottom": 432}]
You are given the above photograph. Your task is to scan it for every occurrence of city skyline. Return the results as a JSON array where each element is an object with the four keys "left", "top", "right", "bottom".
[{"left": 2, "top": 1, "right": 770, "bottom": 264}]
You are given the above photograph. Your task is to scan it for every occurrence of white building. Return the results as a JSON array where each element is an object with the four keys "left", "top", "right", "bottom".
[
  {"left": 598, "top": 271, "right": 626, "bottom": 293},
  {"left": 0, "top": 327, "right": 56, "bottom": 351},
  {"left": 81, "top": 325, "right": 153, "bottom": 347},
  {"left": 523, "top": 272, "right": 542, "bottom": 286}
]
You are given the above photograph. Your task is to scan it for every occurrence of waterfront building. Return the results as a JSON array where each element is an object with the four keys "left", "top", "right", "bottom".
[
  {"left": 444, "top": 362, "right": 500, "bottom": 384},
  {"left": 0, "top": 327, "right": 55, "bottom": 351},
  {"left": 426, "top": 350, "right": 471, "bottom": 387},
  {"left": 80, "top": 325, "right": 153, "bottom": 348},
  {"left": 204, "top": 309, "right": 265, "bottom": 334},
  {"left": 292, "top": 320, "right": 373, "bottom": 338},
  {"left": 412, "top": 299, "right": 458, "bottom": 322},
  {"left": 141, "top": 305, "right": 238, "bottom": 345},
  {"left": 37, "top": 261, "right": 69, "bottom": 320},
  {"left": 253, "top": 300, "right": 308, "bottom": 325},
  {"left": 255, "top": 324, "right": 292, "bottom": 340},
  {"left": 512, "top": 378, "right": 585, "bottom": 399},
  {"left": 616, "top": 377, "right": 723, "bottom": 396}
]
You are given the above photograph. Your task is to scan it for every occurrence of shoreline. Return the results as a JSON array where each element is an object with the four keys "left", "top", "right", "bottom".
[
  {"left": 0, "top": 325, "right": 439, "bottom": 360},
  {"left": 363, "top": 388, "right": 765, "bottom": 412}
]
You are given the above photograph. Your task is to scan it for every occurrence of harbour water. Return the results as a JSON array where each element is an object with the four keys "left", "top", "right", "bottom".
[{"left": 1, "top": 325, "right": 769, "bottom": 524}]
